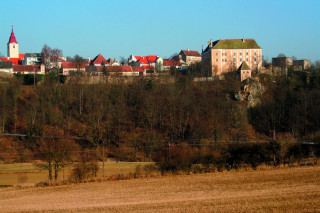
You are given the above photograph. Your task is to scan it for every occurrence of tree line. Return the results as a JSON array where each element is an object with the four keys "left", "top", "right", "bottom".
[{"left": 0, "top": 67, "right": 320, "bottom": 179}]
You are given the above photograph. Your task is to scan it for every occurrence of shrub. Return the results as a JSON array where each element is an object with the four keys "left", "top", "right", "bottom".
[
  {"left": 70, "top": 161, "right": 99, "bottom": 182},
  {"left": 154, "top": 143, "right": 198, "bottom": 173}
]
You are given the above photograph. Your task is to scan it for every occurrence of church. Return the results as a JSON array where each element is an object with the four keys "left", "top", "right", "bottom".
[
  {"left": 0, "top": 26, "right": 45, "bottom": 74},
  {"left": 0, "top": 25, "right": 25, "bottom": 65}
]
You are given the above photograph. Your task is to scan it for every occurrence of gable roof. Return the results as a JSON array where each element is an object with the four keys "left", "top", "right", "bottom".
[
  {"left": 132, "top": 55, "right": 159, "bottom": 64},
  {"left": 90, "top": 54, "right": 109, "bottom": 65},
  {"left": 180, "top": 50, "right": 201, "bottom": 57},
  {"left": 208, "top": 39, "right": 261, "bottom": 50},
  {"left": 238, "top": 61, "right": 250, "bottom": 71}
]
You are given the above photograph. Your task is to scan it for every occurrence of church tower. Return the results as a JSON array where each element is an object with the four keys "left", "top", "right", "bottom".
[{"left": 7, "top": 25, "right": 19, "bottom": 58}]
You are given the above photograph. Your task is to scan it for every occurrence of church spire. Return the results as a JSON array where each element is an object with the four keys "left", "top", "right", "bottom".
[{"left": 8, "top": 24, "right": 18, "bottom": 44}]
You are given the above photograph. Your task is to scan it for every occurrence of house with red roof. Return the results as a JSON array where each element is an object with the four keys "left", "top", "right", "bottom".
[
  {"left": 13, "top": 64, "right": 45, "bottom": 75},
  {"left": 163, "top": 60, "right": 181, "bottom": 70},
  {"left": 89, "top": 54, "right": 109, "bottom": 66},
  {"left": 128, "top": 55, "right": 163, "bottom": 71},
  {"left": 178, "top": 49, "right": 201, "bottom": 65},
  {"left": 61, "top": 61, "right": 85, "bottom": 75}
]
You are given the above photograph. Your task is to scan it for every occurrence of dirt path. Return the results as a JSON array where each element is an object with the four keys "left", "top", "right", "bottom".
[{"left": 0, "top": 166, "right": 319, "bottom": 212}]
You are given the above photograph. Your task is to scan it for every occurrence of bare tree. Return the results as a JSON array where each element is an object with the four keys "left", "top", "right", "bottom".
[
  {"left": 35, "top": 125, "right": 79, "bottom": 181},
  {"left": 41, "top": 45, "right": 52, "bottom": 71},
  {"left": 119, "top": 56, "right": 127, "bottom": 65},
  {"left": 41, "top": 44, "right": 63, "bottom": 71},
  {"left": 73, "top": 55, "right": 85, "bottom": 72},
  {"left": 51, "top": 48, "right": 63, "bottom": 69}
]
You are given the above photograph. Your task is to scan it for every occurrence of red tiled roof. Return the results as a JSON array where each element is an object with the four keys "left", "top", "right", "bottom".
[
  {"left": 62, "top": 62, "right": 85, "bottom": 69},
  {"left": 133, "top": 56, "right": 142, "bottom": 61},
  {"left": 90, "top": 54, "right": 109, "bottom": 65},
  {"left": 138, "top": 57, "right": 148, "bottom": 64},
  {"left": 133, "top": 55, "right": 159, "bottom": 64},
  {"left": 142, "top": 65, "right": 155, "bottom": 70},
  {"left": 13, "top": 65, "right": 41, "bottom": 72},
  {"left": 163, "top": 60, "right": 181, "bottom": 66},
  {"left": 8, "top": 27, "right": 18, "bottom": 44},
  {"left": 181, "top": 50, "right": 201, "bottom": 57},
  {"left": 132, "top": 66, "right": 144, "bottom": 72},
  {"left": 0, "top": 57, "right": 21, "bottom": 65},
  {"left": 146, "top": 55, "right": 157, "bottom": 63},
  {"left": 19, "top": 53, "right": 25, "bottom": 60}
]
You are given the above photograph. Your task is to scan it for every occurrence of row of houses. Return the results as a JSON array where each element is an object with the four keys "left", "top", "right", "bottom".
[{"left": 1, "top": 25, "right": 311, "bottom": 82}]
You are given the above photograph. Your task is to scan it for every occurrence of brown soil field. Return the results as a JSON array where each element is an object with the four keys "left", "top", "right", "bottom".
[{"left": 0, "top": 166, "right": 319, "bottom": 212}]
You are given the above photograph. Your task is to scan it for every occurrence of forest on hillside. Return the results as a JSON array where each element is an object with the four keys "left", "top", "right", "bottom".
[{"left": 1, "top": 68, "right": 320, "bottom": 178}]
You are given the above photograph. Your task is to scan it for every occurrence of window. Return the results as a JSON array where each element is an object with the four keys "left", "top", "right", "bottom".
[
  {"left": 246, "top": 52, "right": 248, "bottom": 56},
  {"left": 240, "top": 58, "right": 242, "bottom": 62},
  {"left": 240, "top": 52, "right": 242, "bottom": 56},
  {"left": 246, "top": 58, "right": 248, "bottom": 62},
  {"left": 247, "top": 71, "right": 249, "bottom": 74},
  {"left": 216, "top": 52, "right": 218, "bottom": 56},
  {"left": 216, "top": 58, "right": 218, "bottom": 62},
  {"left": 225, "top": 53, "right": 227, "bottom": 56},
  {"left": 225, "top": 59, "right": 227, "bottom": 62},
  {"left": 234, "top": 52, "right": 236, "bottom": 56},
  {"left": 254, "top": 52, "right": 256, "bottom": 56},
  {"left": 234, "top": 58, "right": 236, "bottom": 62},
  {"left": 254, "top": 58, "right": 257, "bottom": 62}
]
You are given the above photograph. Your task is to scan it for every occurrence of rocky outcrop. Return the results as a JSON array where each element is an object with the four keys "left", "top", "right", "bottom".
[{"left": 234, "top": 78, "right": 265, "bottom": 107}]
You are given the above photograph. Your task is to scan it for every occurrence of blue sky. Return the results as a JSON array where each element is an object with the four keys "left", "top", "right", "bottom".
[{"left": 1, "top": 0, "right": 319, "bottom": 62}]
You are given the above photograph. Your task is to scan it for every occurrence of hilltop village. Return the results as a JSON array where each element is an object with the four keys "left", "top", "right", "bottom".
[{"left": 0, "top": 26, "right": 311, "bottom": 82}]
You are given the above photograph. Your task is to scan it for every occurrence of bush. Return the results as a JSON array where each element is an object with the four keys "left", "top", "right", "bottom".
[
  {"left": 14, "top": 74, "right": 43, "bottom": 85},
  {"left": 154, "top": 143, "right": 198, "bottom": 173},
  {"left": 70, "top": 161, "right": 99, "bottom": 182}
]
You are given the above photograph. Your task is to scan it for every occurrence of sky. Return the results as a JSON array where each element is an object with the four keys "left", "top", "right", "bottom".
[{"left": 0, "top": 0, "right": 319, "bottom": 62}]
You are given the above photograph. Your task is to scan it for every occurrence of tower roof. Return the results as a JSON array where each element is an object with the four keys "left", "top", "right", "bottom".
[{"left": 8, "top": 25, "right": 18, "bottom": 44}]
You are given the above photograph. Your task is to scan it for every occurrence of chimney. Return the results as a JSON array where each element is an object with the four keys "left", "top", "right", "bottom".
[
  {"left": 202, "top": 45, "right": 203, "bottom": 53},
  {"left": 242, "top": 38, "right": 245, "bottom": 43},
  {"left": 210, "top": 39, "right": 213, "bottom": 47},
  {"left": 188, "top": 48, "right": 190, "bottom": 52}
]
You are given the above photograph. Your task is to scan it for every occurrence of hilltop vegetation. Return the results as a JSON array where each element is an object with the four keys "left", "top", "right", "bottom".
[{"left": 0, "top": 68, "right": 320, "bottom": 179}]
